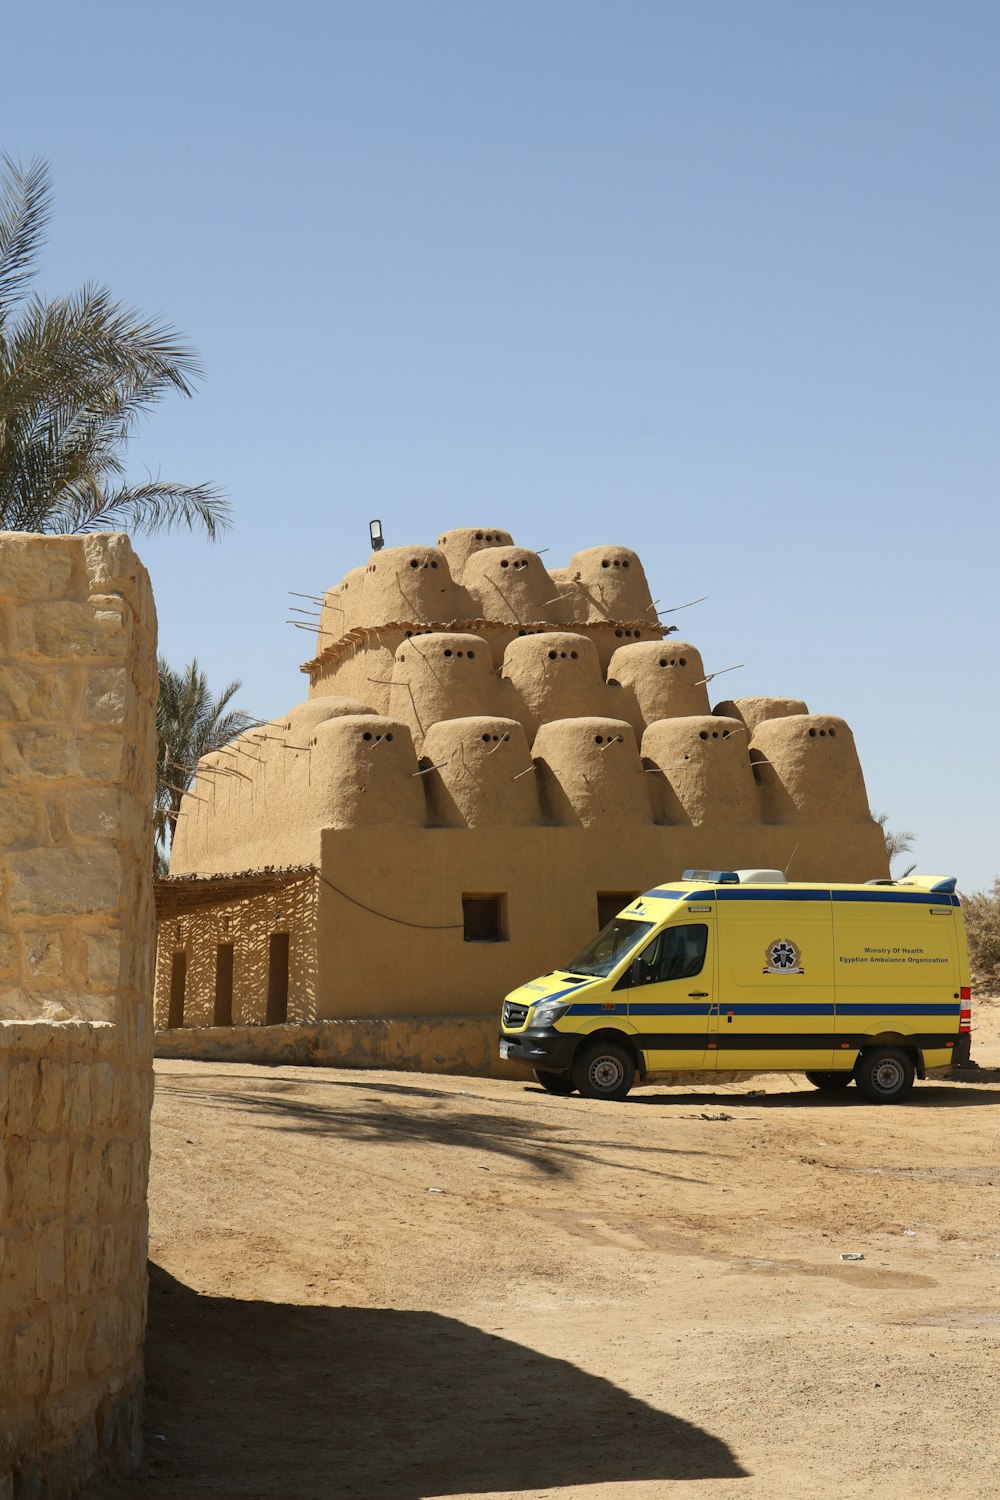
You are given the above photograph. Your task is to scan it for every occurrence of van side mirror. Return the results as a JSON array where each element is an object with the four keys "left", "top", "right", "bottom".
[{"left": 630, "top": 956, "right": 649, "bottom": 985}]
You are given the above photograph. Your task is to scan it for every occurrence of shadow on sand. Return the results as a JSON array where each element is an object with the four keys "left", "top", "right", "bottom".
[
  {"left": 156, "top": 1074, "right": 710, "bottom": 1183},
  {"left": 90, "top": 1265, "right": 746, "bottom": 1498}
]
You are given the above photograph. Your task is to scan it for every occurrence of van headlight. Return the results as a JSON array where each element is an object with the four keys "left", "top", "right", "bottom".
[{"left": 531, "top": 1000, "right": 571, "bottom": 1028}]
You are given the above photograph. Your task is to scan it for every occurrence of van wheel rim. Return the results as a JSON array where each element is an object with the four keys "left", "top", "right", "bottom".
[
  {"left": 590, "top": 1057, "right": 624, "bottom": 1090},
  {"left": 872, "top": 1059, "right": 904, "bottom": 1092}
]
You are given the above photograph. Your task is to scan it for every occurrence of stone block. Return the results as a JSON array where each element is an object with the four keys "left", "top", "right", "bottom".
[
  {"left": 65, "top": 1225, "right": 97, "bottom": 1299},
  {"left": 0, "top": 793, "right": 36, "bottom": 850},
  {"left": 85, "top": 933, "right": 121, "bottom": 989},
  {"left": 96, "top": 1224, "right": 115, "bottom": 1291},
  {"left": 64, "top": 1065, "right": 93, "bottom": 1132},
  {"left": 25, "top": 1139, "right": 58, "bottom": 1214},
  {"left": 77, "top": 732, "right": 124, "bottom": 781},
  {"left": 8, "top": 847, "right": 120, "bottom": 917},
  {"left": 6, "top": 1062, "right": 37, "bottom": 1137},
  {"left": 0, "top": 727, "right": 78, "bottom": 780},
  {"left": 49, "top": 1303, "right": 78, "bottom": 1394},
  {"left": 89, "top": 1063, "right": 117, "bottom": 1130},
  {"left": 0, "top": 665, "right": 75, "bottom": 725},
  {"left": 0, "top": 535, "right": 77, "bottom": 600},
  {"left": 83, "top": 534, "right": 138, "bottom": 591},
  {"left": 12, "top": 1315, "right": 51, "bottom": 1397},
  {"left": 64, "top": 787, "right": 119, "bottom": 840},
  {"left": 14, "top": 600, "right": 101, "bottom": 658},
  {"left": 35, "top": 1061, "right": 64, "bottom": 1133},
  {"left": 86, "top": 1296, "right": 119, "bottom": 1376},
  {"left": 82, "top": 667, "right": 128, "bottom": 725},
  {"left": 68, "top": 1141, "right": 101, "bottom": 1216},
  {"left": 98, "top": 1141, "right": 130, "bottom": 1213},
  {"left": 87, "top": 594, "right": 130, "bottom": 653},
  {"left": 0, "top": 933, "right": 20, "bottom": 979},
  {"left": 34, "top": 1223, "right": 66, "bottom": 1300},
  {"left": 23, "top": 933, "right": 63, "bottom": 982}
]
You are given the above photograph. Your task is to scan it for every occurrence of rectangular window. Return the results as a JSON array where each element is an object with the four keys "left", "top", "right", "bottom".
[
  {"left": 636, "top": 924, "right": 709, "bottom": 985},
  {"left": 266, "top": 932, "right": 290, "bottom": 1024},
  {"left": 214, "top": 942, "right": 234, "bottom": 1027},
  {"left": 462, "top": 894, "right": 507, "bottom": 943},
  {"left": 168, "top": 951, "right": 187, "bottom": 1029},
  {"left": 597, "top": 892, "right": 640, "bottom": 930}
]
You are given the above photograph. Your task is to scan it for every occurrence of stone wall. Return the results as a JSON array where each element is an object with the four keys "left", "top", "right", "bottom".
[
  {"left": 154, "top": 875, "right": 317, "bottom": 1029},
  {"left": 0, "top": 534, "right": 156, "bottom": 1497}
]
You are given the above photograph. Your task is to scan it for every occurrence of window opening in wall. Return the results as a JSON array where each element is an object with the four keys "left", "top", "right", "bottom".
[
  {"left": 168, "top": 951, "right": 187, "bottom": 1029},
  {"left": 463, "top": 894, "right": 507, "bottom": 943},
  {"left": 214, "top": 942, "right": 234, "bottom": 1027},
  {"left": 266, "top": 933, "right": 290, "bottom": 1024},
  {"left": 597, "top": 892, "right": 641, "bottom": 930}
]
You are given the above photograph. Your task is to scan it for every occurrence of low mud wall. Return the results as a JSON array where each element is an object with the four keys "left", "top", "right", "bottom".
[{"left": 154, "top": 1015, "right": 521, "bottom": 1079}]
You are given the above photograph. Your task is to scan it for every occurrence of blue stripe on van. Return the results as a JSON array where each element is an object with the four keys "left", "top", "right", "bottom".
[
  {"left": 836, "top": 1002, "right": 960, "bottom": 1015},
  {"left": 565, "top": 1001, "right": 960, "bottom": 1018},
  {"left": 715, "top": 888, "right": 831, "bottom": 901},
  {"left": 831, "top": 889, "right": 958, "bottom": 906},
  {"left": 712, "top": 1003, "right": 835, "bottom": 1015},
  {"left": 539, "top": 982, "right": 599, "bottom": 1004}
]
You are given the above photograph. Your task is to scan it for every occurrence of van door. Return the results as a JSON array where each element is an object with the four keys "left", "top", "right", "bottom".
[
  {"left": 620, "top": 919, "right": 717, "bottom": 1071},
  {"left": 714, "top": 891, "right": 836, "bottom": 1072}
]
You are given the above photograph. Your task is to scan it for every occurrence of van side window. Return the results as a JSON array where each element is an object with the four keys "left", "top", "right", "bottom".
[{"left": 636, "top": 924, "right": 708, "bottom": 984}]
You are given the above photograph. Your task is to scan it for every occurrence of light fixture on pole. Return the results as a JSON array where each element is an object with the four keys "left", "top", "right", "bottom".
[{"left": 369, "top": 519, "right": 385, "bottom": 552}]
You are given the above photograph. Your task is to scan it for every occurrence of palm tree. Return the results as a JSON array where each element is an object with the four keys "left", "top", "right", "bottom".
[
  {"left": 156, "top": 659, "right": 254, "bottom": 869},
  {"left": 0, "top": 155, "right": 229, "bottom": 536},
  {"left": 872, "top": 811, "right": 917, "bottom": 878}
]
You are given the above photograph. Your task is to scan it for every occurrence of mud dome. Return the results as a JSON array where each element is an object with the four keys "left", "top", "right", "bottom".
[{"left": 157, "top": 525, "right": 888, "bottom": 1074}]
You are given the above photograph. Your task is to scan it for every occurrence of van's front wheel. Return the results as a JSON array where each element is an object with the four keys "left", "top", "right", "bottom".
[
  {"left": 804, "top": 1071, "right": 853, "bottom": 1090},
  {"left": 573, "top": 1040, "right": 636, "bottom": 1101},
  {"left": 855, "top": 1048, "right": 915, "bottom": 1104}
]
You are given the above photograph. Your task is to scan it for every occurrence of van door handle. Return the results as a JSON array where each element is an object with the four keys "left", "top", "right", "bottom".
[{"left": 689, "top": 992, "right": 709, "bottom": 998}]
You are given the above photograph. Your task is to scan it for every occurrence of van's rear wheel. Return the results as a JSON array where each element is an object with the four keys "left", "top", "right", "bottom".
[
  {"left": 532, "top": 1069, "right": 576, "bottom": 1095},
  {"left": 573, "top": 1040, "right": 636, "bottom": 1101},
  {"left": 855, "top": 1048, "right": 915, "bottom": 1104},
  {"left": 804, "top": 1071, "right": 853, "bottom": 1090}
]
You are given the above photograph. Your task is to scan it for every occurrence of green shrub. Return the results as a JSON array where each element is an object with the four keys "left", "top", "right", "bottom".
[{"left": 963, "top": 879, "right": 1000, "bottom": 994}]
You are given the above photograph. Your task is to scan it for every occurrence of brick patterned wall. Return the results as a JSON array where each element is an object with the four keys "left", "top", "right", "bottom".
[{"left": 0, "top": 534, "right": 156, "bottom": 1498}]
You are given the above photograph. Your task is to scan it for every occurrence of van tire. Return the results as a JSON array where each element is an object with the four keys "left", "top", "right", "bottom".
[
  {"left": 573, "top": 1040, "right": 636, "bottom": 1101},
  {"left": 804, "top": 1071, "right": 853, "bottom": 1090},
  {"left": 855, "top": 1047, "right": 915, "bottom": 1104},
  {"left": 533, "top": 1069, "right": 576, "bottom": 1095}
]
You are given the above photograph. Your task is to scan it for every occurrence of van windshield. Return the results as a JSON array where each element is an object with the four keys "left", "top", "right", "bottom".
[{"left": 566, "top": 919, "right": 655, "bottom": 978}]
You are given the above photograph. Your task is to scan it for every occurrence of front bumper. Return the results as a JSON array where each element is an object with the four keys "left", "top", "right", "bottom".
[{"left": 499, "top": 1027, "right": 580, "bottom": 1071}]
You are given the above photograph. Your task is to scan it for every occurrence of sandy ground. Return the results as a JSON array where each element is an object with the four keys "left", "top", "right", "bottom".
[{"left": 89, "top": 1005, "right": 1000, "bottom": 1500}]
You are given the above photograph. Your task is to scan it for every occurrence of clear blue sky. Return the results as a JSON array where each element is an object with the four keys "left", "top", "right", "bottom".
[{"left": 4, "top": 1, "right": 998, "bottom": 887}]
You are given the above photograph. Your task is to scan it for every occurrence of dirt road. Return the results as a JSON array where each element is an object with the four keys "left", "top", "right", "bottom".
[{"left": 92, "top": 1009, "right": 1000, "bottom": 1500}]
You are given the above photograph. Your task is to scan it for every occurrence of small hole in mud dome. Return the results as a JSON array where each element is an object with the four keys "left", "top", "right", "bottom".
[
  {"left": 362, "top": 731, "right": 373, "bottom": 742},
  {"left": 699, "top": 731, "right": 708, "bottom": 740}
]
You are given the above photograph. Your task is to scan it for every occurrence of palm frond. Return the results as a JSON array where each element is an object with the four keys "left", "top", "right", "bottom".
[
  {"left": 155, "top": 658, "right": 252, "bottom": 859},
  {"left": 0, "top": 156, "right": 52, "bottom": 326},
  {"left": 0, "top": 157, "right": 229, "bottom": 543},
  {"left": 46, "top": 478, "right": 231, "bottom": 538}
]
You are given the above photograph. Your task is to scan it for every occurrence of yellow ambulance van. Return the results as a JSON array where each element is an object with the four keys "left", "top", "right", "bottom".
[{"left": 499, "top": 870, "right": 972, "bottom": 1103}]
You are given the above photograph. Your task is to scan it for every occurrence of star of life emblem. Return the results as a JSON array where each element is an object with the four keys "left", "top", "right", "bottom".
[{"left": 763, "top": 938, "right": 804, "bottom": 974}]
